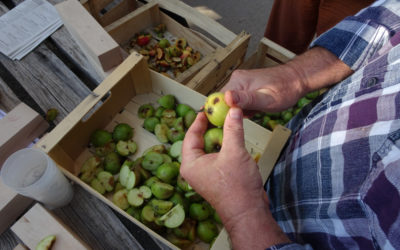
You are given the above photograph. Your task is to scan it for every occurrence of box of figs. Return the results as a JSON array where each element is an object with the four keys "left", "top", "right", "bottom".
[{"left": 37, "top": 53, "right": 290, "bottom": 250}]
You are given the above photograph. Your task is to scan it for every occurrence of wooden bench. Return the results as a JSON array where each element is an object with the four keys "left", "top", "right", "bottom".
[{"left": 0, "top": 1, "right": 171, "bottom": 249}]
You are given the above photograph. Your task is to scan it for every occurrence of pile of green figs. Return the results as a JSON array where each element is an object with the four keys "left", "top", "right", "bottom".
[{"left": 79, "top": 94, "right": 221, "bottom": 248}]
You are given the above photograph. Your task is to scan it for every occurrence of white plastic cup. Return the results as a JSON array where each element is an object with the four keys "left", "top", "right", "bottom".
[{"left": 1, "top": 148, "right": 74, "bottom": 209}]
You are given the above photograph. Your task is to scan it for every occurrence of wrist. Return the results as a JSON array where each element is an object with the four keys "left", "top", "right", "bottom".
[
  {"left": 220, "top": 194, "right": 290, "bottom": 249},
  {"left": 213, "top": 187, "right": 266, "bottom": 224},
  {"left": 286, "top": 46, "right": 353, "bottom": 95}
]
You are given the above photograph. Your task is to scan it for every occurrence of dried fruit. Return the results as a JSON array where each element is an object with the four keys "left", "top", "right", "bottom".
[
  {"left": 136, "top": 34, "right": 151, "bottom": 46},
  {"left": 175, "top": 38, "right": 187, "bottom": 49}
]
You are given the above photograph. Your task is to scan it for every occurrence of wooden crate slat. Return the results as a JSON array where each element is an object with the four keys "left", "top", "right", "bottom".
[
  {"left": 105, "top": 2, "right": 161, "bottom": 45},
  {"left": 55, "top": 0, "right": 124, "bottom": 72},
  {"left": 11, "top": 203, "right": 90, "bottom": 250},
  {"left": 186, "top": 31, "right": 250, "bottom": 94},
  {"left": 95, "top": 0, "right": 137, "bottom": 27},
  {"left": 0, "top": 180, "right": 33, "bottom": 235},
  {"left": 0, "top": 103, "right": 48, "bottom": 167},
  {"left": 153, "top": 0, "right": 236, "bottom": 46}
]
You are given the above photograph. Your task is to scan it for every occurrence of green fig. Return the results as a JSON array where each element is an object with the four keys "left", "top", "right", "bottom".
[
  {"left": 204, "top": 92, "right": 230, "bottom": 127},
  {"left": 203, "top": 128, "right": 223, "bottom": 153},
  {"left": 90, "top": 129, "right": 112, "bottom": 147},
  {"left": 183, "top": 110, "right": 196, "bottom": 129},
  {"left": 151, "top": 181, "right": 174, "bottom": 199},
  {"left": 176, "top": 104, "right": 194, "bottom": 117},
  {"left": 138, "top": 104, "right": 155, "bottom": 119},
  {"left": 158, "top": 95, "right": 176, "bottom": 109},
  {"left": 143, "top": 117, "right": 160, "bottom": 132},
  {"left": 197, "top": 220, "right": 218, "bottom": 243},
  {"left": 113, "top": 123, "right": 133, "bottom": 141},
  {"left": 104, "top": 152, "right": 121, "bottom": 174}
]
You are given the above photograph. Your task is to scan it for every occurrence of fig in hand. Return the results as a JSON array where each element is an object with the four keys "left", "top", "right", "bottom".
[{"left": 204, "top": 92, "right": 230, "bottom": 127}]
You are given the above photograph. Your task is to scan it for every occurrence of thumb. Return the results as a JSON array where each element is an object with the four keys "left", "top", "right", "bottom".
[
  {"left": 221, "top": 108, "right": 245, "bottom": 152},
  {"left": 226, "top": 90, "right": 274, "bottom": 111}
]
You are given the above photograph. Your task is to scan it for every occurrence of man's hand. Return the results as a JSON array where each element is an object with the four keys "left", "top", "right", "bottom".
[
  {"left": 181, "top": 108, "right": 264, "bottom": 220},
  {"left": 180, "top": 108, "right": 290, "bottom": 249},
  {"left": 222, "top": 47, "right": 353, "bottom": 113},
  {"left": 222, "top": 67, "right": 304, "bottom": 113}
]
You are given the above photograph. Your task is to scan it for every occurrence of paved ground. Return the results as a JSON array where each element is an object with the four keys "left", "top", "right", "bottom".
[{"left": 181, "top": 0, "right": 274, "bottom": 58}]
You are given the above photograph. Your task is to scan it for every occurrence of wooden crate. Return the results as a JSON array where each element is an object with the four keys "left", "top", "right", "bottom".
[
  {"left": 212, "top": 37, "right": 296, "bottom": 94},
  {"left": 80, "top": 0, "right": 138, "bottom": 27},
  {"left": 0, "top": 102, "right": 48, "bottom": 235},
  {"left": 242, "top": 37, "right": 296, "bottom": 69},
  {"left": 56, "top": 0, "right": 250, "bottom": 95},
  {"left": 0, "top": 103, "right": 48, "bottom": 168},
  {"left": 36, "top": 54, "right": 290, "bottom": 249}
]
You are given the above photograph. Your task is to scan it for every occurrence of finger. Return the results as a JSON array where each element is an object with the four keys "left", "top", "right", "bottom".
[
  {"left": 221, "top": 108, "right": 246, "bottom": 152},
  {"left": 220, "top": 78, "right": 239, "bottom": 93},
  {"left": 224, "top": 90, "right": 236, "bottom": 107},
  {"left": 182, "top": 112, "right": 208, "bottom": 163},
  {"left": 226, "top": 90, "right": 275, "bottom": 111},
  {"left": 220, "top": 69, "right": 246, "bottom": 93},
  {"left": 226, "top": 91, "right": 260, "bottom": 118}
]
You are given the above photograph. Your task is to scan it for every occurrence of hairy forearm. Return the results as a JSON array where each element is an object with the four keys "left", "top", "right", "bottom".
[{"left": 286, "top": 46, "right": 353, "bottom": 95}]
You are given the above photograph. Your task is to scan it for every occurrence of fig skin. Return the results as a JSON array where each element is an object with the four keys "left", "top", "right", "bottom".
[{"left": 204, "top": 92, "right": 230, "bottom": 127}]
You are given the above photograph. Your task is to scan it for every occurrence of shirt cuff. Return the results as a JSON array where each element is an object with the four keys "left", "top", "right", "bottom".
[
  {"left": 310, "top": 15, "right": 392, "bottom": 71},
  {"left": 266, "top": 242, "right": 313, "bottom": 250}
]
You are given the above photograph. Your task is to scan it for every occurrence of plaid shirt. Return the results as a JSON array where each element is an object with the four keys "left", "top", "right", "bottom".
[{"left": 267, "top": 1, "right": 400, "bottom": 249}]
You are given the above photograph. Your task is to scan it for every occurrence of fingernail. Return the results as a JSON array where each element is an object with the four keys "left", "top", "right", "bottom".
[{"left": 229, "top": 108, "right": 242, "bottom": 120}]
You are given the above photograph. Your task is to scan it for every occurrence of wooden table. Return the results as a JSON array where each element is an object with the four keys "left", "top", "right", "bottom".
[{"left": 0, "top": 0, "right": 171, "bottom": 249}]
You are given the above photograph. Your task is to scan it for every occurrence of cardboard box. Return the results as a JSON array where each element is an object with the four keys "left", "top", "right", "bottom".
[
  {"left": 57, "top": 0, "right": 250, "bottom": 95},
  {"left": 36, "top": 54, "right": 291, "bottom": 249}
]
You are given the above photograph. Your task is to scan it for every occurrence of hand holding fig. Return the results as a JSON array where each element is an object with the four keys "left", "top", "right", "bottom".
[
  {"left": 204, "top": 92, "right": 230, "bottom": 127},
  {"left": 222, "top": 67, "right": 305, "bottom": 113},
  {"left": 180, "top": 108, "right": 266, "bottom": 226}
]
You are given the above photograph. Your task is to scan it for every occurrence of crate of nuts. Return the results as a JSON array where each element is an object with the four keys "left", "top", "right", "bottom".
[{"left": 37, "top": 53, "right": 290, "bottom": 249}]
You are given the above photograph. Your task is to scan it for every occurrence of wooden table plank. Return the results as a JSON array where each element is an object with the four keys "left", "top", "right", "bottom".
[
  {"left": 52, "top": 184, "right": 155, "bottom": 250},
  {"left": 0, "top": 44, "right": 90, "bottom": 122},
  {"left": 48, "top": 28, "right": 104, "bottom": 85},
  {"left": 11, "top": 0, "right": 105, "bottom": 86},
  {"left": 0, "top": 229, "right": 19, "bottom": 249},
  {"left": 0, "top": 76, "right": 20, "bottom": 112},
  {"left": 0, "top": 2, "right": 172, "bottom": 249}
]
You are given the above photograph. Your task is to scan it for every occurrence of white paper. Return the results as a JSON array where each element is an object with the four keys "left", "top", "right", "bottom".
[{"left": 0, "top": 0, "right": 63, "bottom": 60}]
